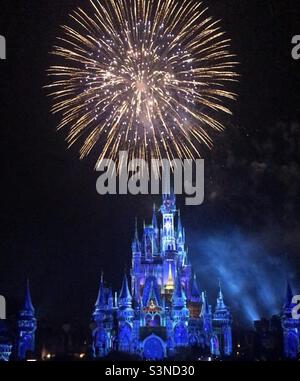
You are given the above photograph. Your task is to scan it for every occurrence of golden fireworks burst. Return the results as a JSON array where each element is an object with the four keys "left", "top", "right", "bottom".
[{"left": 47, "top": 0, "right": 238, "bottom": 167}]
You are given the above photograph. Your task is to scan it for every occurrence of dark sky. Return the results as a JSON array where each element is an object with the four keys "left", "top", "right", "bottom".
[{"left": 0, "top": 0, "right": 300, "bottom": 326}]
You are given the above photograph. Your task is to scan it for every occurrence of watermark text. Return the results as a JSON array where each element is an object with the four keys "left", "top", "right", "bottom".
[
  {"left": 96, "top": 152, "right": 204, "bottom": 206},
  {"left": 292, "top": 35, "right": 300, "bottom": 60},
  {"left": 0, "top": 35, "right": 6, "bottom": 60},
  {"left": 292, "top": 295, "right": 300, "bottom": 319},
  {"left": 0, "top": 295, "right": 6, "bottom": 319}
]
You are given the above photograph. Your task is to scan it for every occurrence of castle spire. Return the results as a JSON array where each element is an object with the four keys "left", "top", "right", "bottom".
[
  {"left": 95, "top": 275, "right": 106, "bottom": 308},
  {"left": 216, "top": 280, "right": 226, "bottom": 311},
  {"left": 177, "top": 210, "right": 182, "bottom": 235},
  {"left": 165, "top": 262, "right": 174, "bottom": 291},
  {"left": 18, "top": 280, "right": 37, "bottom": 360},
  {"left": 132, "top": 218, "right": 141, "bottom": 252},
  {"left": 23, "top": 279, "right": 35, "bottom": 315},
  {"left": 191, "top": 273, "right": 200, "bottom": 300},
  {"left": 172, "top": 275, "right": 186, "bottom": 307},
  {"left": 119, "top": 274, "right": 132, "bottom": 301},
  {"left": 201, "top": 291, "right": 210, "bottom": 316},
  {"left": 174, "top": 276, "right": 186, "bottom": 299}
]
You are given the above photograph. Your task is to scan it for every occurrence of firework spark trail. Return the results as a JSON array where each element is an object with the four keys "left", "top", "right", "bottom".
[{"left": 47, "top": 0, "right": 238, "bottom": 167}]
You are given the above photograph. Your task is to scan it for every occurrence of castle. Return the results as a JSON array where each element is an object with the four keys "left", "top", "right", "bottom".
[
  {"left": 92, "top": 194, "right": 233, "bottom": 359},
  {"left": 0, "top": 195, "right": 299, "bottom": 361}
]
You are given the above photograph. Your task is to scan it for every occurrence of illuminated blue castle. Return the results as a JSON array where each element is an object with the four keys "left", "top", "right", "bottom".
[{"left": 92, "top": 194, "right": 233, "bottom": 359}]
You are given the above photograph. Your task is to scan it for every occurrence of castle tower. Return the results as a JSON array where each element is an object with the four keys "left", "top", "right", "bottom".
[
  {"left": 161, "top": 193, "right": 176, "bottom": 252},
  {"left": 188, "top": 274, "right": 201, "bottom": 319},
  {"left": 213, "top": 283, "right": 232, "bottom": 356},
  {"left": 172, "top": 276, "right": 189, "bottom": 347},
  {"left": 131, "top": 219, "right": 141, "bottom": 295},
  {"left": 164, "top": 262, "right": 174, "bottom": 306},
  {"left": 281, "top": 281, "right": 300, "bottom": 359},
  {"left": 165, "top": 262, "right": 174, "bottom": 292},
  {"left": 152, "top": 204, "right": 159, "bottom": 255},
  {"left": 91, "top": 194, "right": 234, "bottom": 360},
  {"left": 176, "top": 210, "right": 185, "bottom": 266},
  {"left": 201, "top": 292, "right": 212, "bottom": 332},
  {"left": 117, "top": 275, "right": 134, "bottom": 353},
  {"left": 132, "top": 219, "right": 141, "bottom": 256},
  {"left": 17, "top": 280, "right": 37, "bottom": 360},
  {"left": 92, "top": 275, "right": 112, "bottom": 358}
]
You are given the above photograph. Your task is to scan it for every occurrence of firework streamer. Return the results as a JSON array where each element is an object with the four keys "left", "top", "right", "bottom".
[{"left": 47, "top": 0, "right": 238, "bottom": 167}]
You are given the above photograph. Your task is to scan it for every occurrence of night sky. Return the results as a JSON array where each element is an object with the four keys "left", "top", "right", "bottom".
[{"left": 1, "top": 0, "right": 300, "bottom": 326}]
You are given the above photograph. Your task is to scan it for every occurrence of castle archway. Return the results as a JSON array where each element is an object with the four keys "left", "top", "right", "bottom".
[{"left": 143, "top": 334, "right": 165, "bottom": 360}]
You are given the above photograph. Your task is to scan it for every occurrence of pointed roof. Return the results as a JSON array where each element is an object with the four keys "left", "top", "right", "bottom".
[
  {"left": 216, "top": 281, "right": 226, "bottom": 311},
  {"left": 119, "top": 274, "right": 132, "bottom": 300},
  {"left": 177, "top": 210, "right": 183, "bottom": 236},
  {"left": 201, "top": 291, "right": 210, "bottom": 316},
  {"left": 132, "top": 218, "right": 141, "bottom": 252},
  {"left": 165, "top": 262, "right": 174, "bottom": 291},
  {"left": 142, "top": 277, "right": 161, "bottom": 307},
  {"left": 23, "top": 279, "right": 35, "bottom": 314},
  {"left": 173, "top": 275, "right": 186, "bottom": 300},
  {"left": 95, "top": 276, "right": 106, "bottom": 308},
  {"left": 191, "top": 274, "right": 200, "bottom": 298}
]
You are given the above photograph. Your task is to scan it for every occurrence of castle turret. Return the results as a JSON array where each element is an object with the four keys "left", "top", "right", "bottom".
[
  {"left": 152, "top": 204, "right": 159, "bottom": 238},
  {"left": 92, "top": 275, "right": 112, "bottom": 358},
  {"left": 119, "top": 275, "right": 133, "bottom": 309},
  {"left": 191, "top": 274, "right": 201, "bottom": 303},
  {"left": 172, "top": 276, "right": 189, "bottom": 347},
  {"left": 188, "top": 274, "right": 201, "bottom": 319},
  {"left": 213, "top": 282, "right": 232, "bottom": 356},
  {"left": 151, "top": 205, "right": 159, "bottom": 256},
  {"left": 132, "top": 218, "right": 141, "bottom": 255},
  {"left": 165, "top": 262, "right": 174, "bottom": 292},
  {"left": 281, "top": 281, "right": 300, "bottom": 359},
  {"left": 132, "top": 219, "right": 142, "bottom": 294},
  {"left": 117, "top": 275, "right": 134, "bottom": 353},
  {"left": 17, "top": 280, "right": 37, "bottom": 360},
  {"left": 201, "top": 292, "right": 213, "bottom": 333},
  {"left": 161, "top": 194, "right": 176, "bottom": 251},
  {"left": 176, "top": 210, "right": 186, "bottom": 267},
  {"left": 172, "top": 276, "right": 187, "bottom": 308},
  {"left": 94, "top": 275, "right": 106, "bottom": 315}
]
